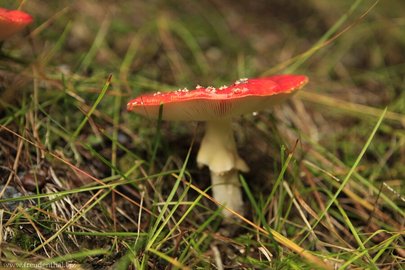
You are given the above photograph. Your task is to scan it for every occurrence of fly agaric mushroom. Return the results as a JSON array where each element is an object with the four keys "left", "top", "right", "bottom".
[
  {"left": 128, "top": 75, "right": 308, "bottom": 217},
  {"left": 0, "top": 7, "right": 33, "bottom": 41}
]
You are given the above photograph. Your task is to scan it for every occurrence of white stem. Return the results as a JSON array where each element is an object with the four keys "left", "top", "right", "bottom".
[
  {"left": 211, "top": 169, "right": 244, "bottom": 217},
  {"left": 196, "top": 120, "right": 249, "bottom": 216},
  {"left": 197, "top": 120, "right": 248, "bottom": 173}
]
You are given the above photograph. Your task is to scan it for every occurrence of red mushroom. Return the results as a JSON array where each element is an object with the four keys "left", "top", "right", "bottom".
[
  {"left": 0, "top": 7, "right": 33, "bottom": 41},
  {"left": 128, "top": 75, "right": 308, "bottom": 217}
]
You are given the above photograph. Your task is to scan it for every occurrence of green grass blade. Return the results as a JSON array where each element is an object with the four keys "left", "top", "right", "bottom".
[
  {"left": 71, "top": 74, "right": 112, "bottom": 142},
  {"left": 309, "top": 107, "right": 387, "bottom": 232},
  {"left": 145, "top": 141, "right": 193, "bottom": 250}
]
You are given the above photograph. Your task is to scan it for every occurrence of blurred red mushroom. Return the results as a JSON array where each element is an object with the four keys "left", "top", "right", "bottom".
[
  {"left": 128, "top": 75, "right": 308, "bottom": 217},
  {"left": 0, "top": 7, "right": 33, "bottom": 41}
]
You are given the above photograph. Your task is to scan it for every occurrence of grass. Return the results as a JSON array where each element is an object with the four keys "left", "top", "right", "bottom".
[{"left": 0, "top": 0, "right": 404, "bottom": 269}]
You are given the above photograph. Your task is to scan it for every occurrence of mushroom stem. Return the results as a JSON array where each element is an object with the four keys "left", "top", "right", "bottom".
[
  {"left": 210, "top": 169, "right": 243, "bottom": 217},
  {"left": 197, "top": 120, "right": 249, "bottom": 217}
]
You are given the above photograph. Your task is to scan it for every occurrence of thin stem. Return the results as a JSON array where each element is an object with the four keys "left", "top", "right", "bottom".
[
  {"left": 197, "top": 120, "right": 248, "bottom": 173},
  {"left": 211, "top": 169, "right": 244, "bottom": 217},
  {"left": 197, "top": 120, "right": 248, "bottom": 216}
]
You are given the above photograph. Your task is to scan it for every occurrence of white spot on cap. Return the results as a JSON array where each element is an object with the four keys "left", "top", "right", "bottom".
[
  {"left": 219, "top": 85, "right": 227, "bottom": 90},
  {"left": 205, "top": 86, "right": 216, "bottom": 93},
  {"left": 175, "top": 88, "right": 189, "bottom": 95},
  {"left": 196, "top": 85, "right": 203, "bottom": 89},
  {"left": 235, "top": 78, "right": 248, "bottom": 85},
  {"left": 232, "top": 87, "right": 249, "bottom": 94},
  {"left": 232, "top": 88, "right": 241, "bottom": 94}
]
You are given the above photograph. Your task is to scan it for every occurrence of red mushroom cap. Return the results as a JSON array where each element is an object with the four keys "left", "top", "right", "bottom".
[
  {"left": 0, "top": 7, "right": 33, "bottom": 40},
  {"left": 127, "top": 74, "right": 308, "bottom": 121}
]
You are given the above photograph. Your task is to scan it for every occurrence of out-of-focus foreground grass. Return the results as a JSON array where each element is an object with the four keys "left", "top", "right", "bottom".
[{"left": 0, "top": 0, "right": 403, "bottom": 269}]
